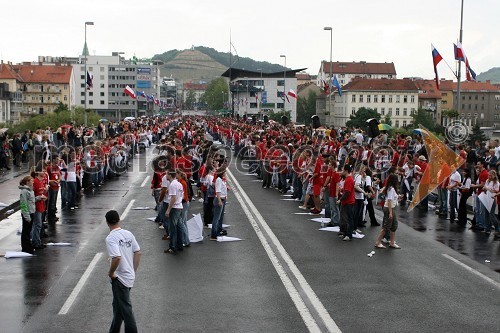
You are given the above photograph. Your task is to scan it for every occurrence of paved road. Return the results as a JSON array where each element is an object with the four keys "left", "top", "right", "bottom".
[{"left": 0, "top": 147, "right": 499, "bottom": 332}]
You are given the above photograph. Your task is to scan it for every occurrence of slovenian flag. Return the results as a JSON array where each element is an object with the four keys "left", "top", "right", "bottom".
[
  {"left": 454, "top": 42, "right": 465, "bottom": 61},
  {"left": 124, "top": 85, "right": 136, "bottom": 99},
  {"left": 431, "top": 44, "right": 443, "bottom": 89},
  {"left": 332, "top": 75, "right": 342, "bottom": 96},
  {"left": 287, "top": 89, "right": 297, "bottom": 99},
  {"left": 454, "top": 42, "right": 477, "bottom": 81}
]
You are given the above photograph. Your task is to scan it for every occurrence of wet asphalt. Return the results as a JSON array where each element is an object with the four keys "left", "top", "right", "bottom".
[{"left": 0, "top": 147, "right": 498, "bottom": 332}]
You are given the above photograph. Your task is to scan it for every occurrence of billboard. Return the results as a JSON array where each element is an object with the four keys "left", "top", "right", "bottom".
[
  {"left": 137, "top": 81, "right": 151, "bottom": 89},
  {"left": 137, "top": 67, "right": 151, "bottom": 74}
]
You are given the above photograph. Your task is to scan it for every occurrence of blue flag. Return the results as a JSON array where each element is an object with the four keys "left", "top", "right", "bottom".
[{"left": 332, "top": 75, "right": 342, "bottom": 96}]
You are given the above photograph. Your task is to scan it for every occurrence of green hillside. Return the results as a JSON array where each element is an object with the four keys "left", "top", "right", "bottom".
[
  {"left": 152, "top": 46, "right": 288, "bottom": 82},
  {"left": 476, "top": 67, "right": 500, "bottom": 84}
]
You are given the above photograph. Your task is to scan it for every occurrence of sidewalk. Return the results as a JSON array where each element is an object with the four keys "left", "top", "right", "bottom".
[{"left": 0, "top": 164, "right": 30, "bottom": 220}]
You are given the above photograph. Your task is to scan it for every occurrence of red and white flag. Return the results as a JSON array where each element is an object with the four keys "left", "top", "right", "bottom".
[
  {"left": 287, "top": 89, "right": 297, "bottom": 99},
  {"left": 124, "top": 85, "right": 136, "bottom": 99}
]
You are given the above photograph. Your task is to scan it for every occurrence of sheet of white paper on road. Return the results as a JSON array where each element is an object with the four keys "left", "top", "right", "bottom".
[
  {"left": 207, "top": 224, "right": 230, "bottom": 229},
  {"left": 2, "top": 251, "right": 35, "bottom": 258},
  {"left": 318, "top": 227, "right": 365, "bottom": 239},
  {"left": 186, "top": 213, "right": 203, "bottom": 243},
  {"left": 217, "top": 236, "right": 242, "bottom": 242},
  {"left": 46, "top": 243, "right": 72, "bottom": 246},
  {"left": 132, "top": 207, "right": 150, "bottom": 210},
  {"left": 311, "top": 218, "right": 331, "bottom": 223}
]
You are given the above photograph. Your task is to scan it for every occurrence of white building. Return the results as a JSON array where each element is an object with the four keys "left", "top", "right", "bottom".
[
  {"left": 317, "top": 61, "right": 397, "bottom": 87},
  {"left": 326, "top": 78, "right": 419, "bottom": 128},
  {"left": 222, "top": 68, "right": 303, "bottom": 122},
  {"left": 73, "top": 54, "right": 161, "bottom": 120}
]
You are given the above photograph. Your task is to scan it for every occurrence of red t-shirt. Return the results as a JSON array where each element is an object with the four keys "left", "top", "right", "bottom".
[
  {"left": 33, "top": 177, "right": 46, "bottom": 212},
  {"left": 477, "top": 169, "right": 489, "bottom": 195},
  {"left": 329, "top": 171, "right": 341, "bottom": 198},
  {"left": 342, "top": 175, "right": 356, "bottom": 206}
]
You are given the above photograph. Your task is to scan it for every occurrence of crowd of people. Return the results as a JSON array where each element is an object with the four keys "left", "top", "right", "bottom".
[{"left": 13, "top": 113, "right": 500, "bottom": 254}]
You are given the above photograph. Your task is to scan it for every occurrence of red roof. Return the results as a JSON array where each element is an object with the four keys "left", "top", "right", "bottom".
[
  {"left": 296, "top": 73, "right": 311, "bottom": 80},
  {"left": 321, "top": 61, "right": 396, "bottom": 75},
  {"left": 11, "top": 64, "right": 72, "bottom": 84},
  {"left": 413, "top": 79, "right": 441, "bottom": 99},
  {"left": 183, "top": 83, "right": 207, "bottom": 90},
  {"left": 0, "top": 63, "right": 24, "bottom": 82},
  {"left": 438, "top": 79, "right": 500, "bottom": 92},
  {"left": 342, "top": 78, "right": 418, "bottom": 92}
]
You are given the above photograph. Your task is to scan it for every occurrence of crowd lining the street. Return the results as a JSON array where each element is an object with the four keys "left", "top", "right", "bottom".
[{"left": 10, "top": 113, "right": 500, "bottom": 254}]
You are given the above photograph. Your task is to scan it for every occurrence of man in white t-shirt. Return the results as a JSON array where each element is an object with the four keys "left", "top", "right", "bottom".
[
  {"left": 165, "top": 171, "right": 184, "bottom": 254},
  {"left": 105, "top": 210, "right": 141, "bottom": 333},
  {"left": 447, "top": 169, "right": 462, "bottom": 223}
]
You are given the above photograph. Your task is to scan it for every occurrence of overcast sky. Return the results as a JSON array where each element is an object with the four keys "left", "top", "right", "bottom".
[{"left": 1, "top": 0, "right": 498, "bottom": 80}]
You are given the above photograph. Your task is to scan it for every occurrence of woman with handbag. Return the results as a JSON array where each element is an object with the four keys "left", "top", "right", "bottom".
[{"left": 375, "top": 174, "right": 401, "bottom": 249}]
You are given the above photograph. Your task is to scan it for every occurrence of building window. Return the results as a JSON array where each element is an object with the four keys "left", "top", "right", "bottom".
[
  {"left": 81, "top": 83, "right": 85, "bottom": 88},
  {"left": 403, "top": 120, "right": 407, "bottom": 127},
  {"left": 367, "top": 95, "right": 371, "bottom": 103},
  {"left": 89, "top": 92, "right": 93, "bottom": 96},
  {"left": 411, "top": 108, "right": 416, "bottom": 115},
  {"left": 359, "top": 95, "right": 364, "bottom": 102},
  {"left": 352, "top": 95, "right": 356, "bottom": 102},
  {"left": 388, "top": 108, "right": 392, "bottom": 116},
  {"left": 374, "top": 95, "right": 378, "bottom": 103},
  {"left": 396, "top": 108, "right": 400, "bottom": 116},
  {"left": 352, "top": 107, "right": 356, "bottom": 115},
  {"left": 403, "top": 95, "right": 408, "bottom": 103},
  {"left": 469, "top": 96, "right": 472, "bottom": 100},
  {"left": 89, "top": 100, "right": 93, "bottom": 105},
  {"left": 81, "top": 92, "right": 85, "bottom": 96},
  {"left": 468, "top": 104, "right": 471, "bottom": 110},
  {"left": 100, "top": 67, "right": 105, "bottom": 72},
  {"left": 64, "top": 96, "right": 67, "bottom": 101},
  {"left": 89, "top": 66, "right": 93, "bottom": 71},
  {"left": 389, "top": 95, "right": 393, "bottom": 103},
  {"left": 462, "top": 96, "right": 465, "bottom": 100},
  {"left": 100, "top": 75, "right": 105, "bottom": 80},
  {"left": 277, "top": 80, "right": 284, "bottom": 86},
  {"left": 250, "top": 103, "right": 257, "bottom": 108},
  {"left": 100, "top": 100, "right": 105, "bottom": 105},
  {"left": 462, "top": 104, "right": 465, "bottom": 110},
  {"left": 100, "top": 92, "right": 105, "bottom": 97},
  {"left": 411, "top": 95, "right": 415, "bottom": 103},
  {"left": 381, "top": 95, "right": 385, "bottom": 103},
  {"left": 403, "top": 108, "right": 407, "bottom": 116},
  {"left": 81, "top": 100, "right": 85, "bottom": 105},
  {"left": 396, "top": 95, "right": 400, "bottom": 103},
  {"left": 81, "top": 75, "right": 85, "bottom": 80},
  {"left": 381, "top": 107, "right": 385, "bottom": 115},
  {"left": 482, "top": 104, "right": 485, "bottom": 110},
  {"left": 475, "top": 95, "right": 478, "bottom": 100},
  {"left": 395, "top": 120, "right": 400, "bottom": 127},
  {"left": 475, "top": 104, "right": 478, "bottom": 110},
  {"left": 277, "top": 103, "right": 284, "bottom": 109}
]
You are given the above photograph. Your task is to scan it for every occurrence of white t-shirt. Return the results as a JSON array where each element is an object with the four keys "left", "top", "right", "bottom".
[
  {"left": 384, "top": 186, "right": 398, "bottom": 208},
  {"left": 168, "top": 179, "right": 184, "bottom": 209},
  {"left": 449, "top": 171, "right": 461, "bottom": 190},
  {"left": 354, "top": 174, "right": 365, "bottom": 200},
  {"left": 215, "top": 177, "right": 228, "bottom": 199},
  {"left": 106, "top": 228, "right": 140, "bottom": 288},
  {"left": 66, "top": 162, "right": 77, "bottom": 182},
  {"left": 161, "top": 175, "right": 170, "bottom": 203},
  {"left": 355, "top": 132, "right": 363, "bottom": 145}
]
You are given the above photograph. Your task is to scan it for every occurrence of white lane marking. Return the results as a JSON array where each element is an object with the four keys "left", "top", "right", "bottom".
[
  {"left": 121, "top": 199, "right": 135, "bottom": 220},
  {"left": 227, "top": 169, "right": 341, "bottom": 333},
  {"left": 442, "top": 254, "right": 500, "bottom": 289},
  {"left": 140, "top": 176, "right": 150, "bottom": 188},
  {"left": 58, "top": 252, "right": 103, "bottom": 315}
]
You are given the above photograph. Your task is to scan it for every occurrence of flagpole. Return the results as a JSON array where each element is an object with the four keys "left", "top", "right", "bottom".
[
  {"left": 324, "top": 27, "right": 333, "bottom": 126},
  {"left": 456, "top": 0, "right": 464, "bottom": 117},
  {"left": 229, "top": 30, "right": 233, "bottom": 117}
]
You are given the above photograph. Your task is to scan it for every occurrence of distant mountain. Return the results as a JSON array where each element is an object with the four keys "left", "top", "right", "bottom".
[
  {"left": 152, "top": 46, "right": 288, "bottom": 82},
  {"left": 476, "top": 67, "right": 500, "bottom": 84}
]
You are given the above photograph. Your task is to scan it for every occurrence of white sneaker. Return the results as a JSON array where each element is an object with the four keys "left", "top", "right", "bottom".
[{"left": 381, "top": 238, "right": 389, "bottom": 244}]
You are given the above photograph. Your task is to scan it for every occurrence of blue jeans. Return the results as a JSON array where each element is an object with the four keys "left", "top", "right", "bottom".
[
  {"left": 475, "top": 196, "right": 486, "bottom": 228},
  {"left": 168, "top": 208, "right": 183, "bottom": 250},
  {"left": 153, "top": 189, "right": 161, "bottom": 220},
  {"left": 160, "top": 202, "right": 169, "bottom": 232},
  {"left": 438, "top": 188, "right": 448, "bottom": 214},
  {"left": 66, "top": 181, "right": 77, "bottom": 207},
  {"left": 181, "top": 201, "right": 190, "bottom": 246},
  {"left": 328, "top": 196, "right": 340, "bottom": 225},
  {"left": 109, "top": 278, "right": 137, "bottom": 333},
  {"left": 60, "top": 181, "right": 68, "bottom": 206},
  {"left": 31, "top": 211, "right": 43, "bottom": 247},
  {"left": 211, "top": 198, "right": 226, "bottom": 238}
]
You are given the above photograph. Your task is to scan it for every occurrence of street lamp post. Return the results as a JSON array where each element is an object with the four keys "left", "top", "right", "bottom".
[
  {"left": 324, "top": 27, "right": 332, "bottom": 125},
  {"left": 244, "top": 77, "right": 249, "bottom": 114},
  {"left": 280, "top": 55, "right": 286, "bottom": 112},
  {"left": 84, "top": 21, "right": 94, "bottom": 127}
]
